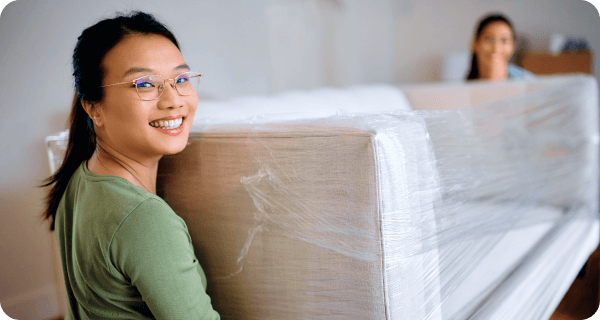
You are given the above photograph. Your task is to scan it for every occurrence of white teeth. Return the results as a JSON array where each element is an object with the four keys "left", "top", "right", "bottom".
[{"left": 149, "top": 118, "right": 183, "bottom": 129}]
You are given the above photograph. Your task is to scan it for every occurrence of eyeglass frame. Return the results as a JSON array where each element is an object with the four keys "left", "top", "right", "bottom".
[{"left": 99, "top": 71, "right": 202, "bottom": 101}]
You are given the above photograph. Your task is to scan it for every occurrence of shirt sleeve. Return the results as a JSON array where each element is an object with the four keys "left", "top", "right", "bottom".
[{"left": 110, "top": 198, "right": 220, "bottom": 320}]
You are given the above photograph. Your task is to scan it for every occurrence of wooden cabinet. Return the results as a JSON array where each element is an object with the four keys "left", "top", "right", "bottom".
[{"left": 519, "top": 51, "right": 594, "bottom": 75}]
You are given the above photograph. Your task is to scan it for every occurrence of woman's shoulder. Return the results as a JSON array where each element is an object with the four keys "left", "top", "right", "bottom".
[
  {"left": 507, "top": 63, "right": 535, "bottom": 79},
  {"left": 75, "top": 162, "right": 170, "bottom": 209},
  {"left": 68, "top": 162, "right": 179, "bottom": 233},
  {"left": 105, "top": 186, "right": 181, "bottom": 236}
]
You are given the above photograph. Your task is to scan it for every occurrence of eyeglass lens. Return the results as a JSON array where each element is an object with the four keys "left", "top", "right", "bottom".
[{"left": 135, "top": 72, "right": 200, "bottom": 100}]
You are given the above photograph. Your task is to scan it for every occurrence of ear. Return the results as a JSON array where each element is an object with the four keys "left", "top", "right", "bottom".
[{"left": 81, "top": 100, "right": 104, "bottom": 128}]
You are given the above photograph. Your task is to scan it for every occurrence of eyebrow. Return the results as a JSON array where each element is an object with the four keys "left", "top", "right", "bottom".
[{"left": 122, "top": 64, "right": 191, "bottom": 78}]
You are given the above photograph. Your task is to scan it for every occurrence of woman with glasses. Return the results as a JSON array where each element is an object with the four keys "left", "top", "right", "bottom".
[
  {"left": 466, "top": 13, "right": 534, "bottom": 81},
  {"left": 42, "top": 11, "right": 220, "bottom": 319}
]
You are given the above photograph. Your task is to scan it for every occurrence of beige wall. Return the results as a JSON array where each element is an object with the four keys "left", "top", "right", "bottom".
[{"left": 0, "top": 0, "right": 598, "bottom": 318}]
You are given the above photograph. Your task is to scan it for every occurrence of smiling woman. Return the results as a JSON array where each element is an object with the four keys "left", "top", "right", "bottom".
[
  {"left": 466, "top": 13, "right": 534, "bottom": 81},
  {"left": 40, "top": 11, "right": 219, "bottom": 320},
  {"left": 86, "top": 34, "right": 199, "bottom": 172}
]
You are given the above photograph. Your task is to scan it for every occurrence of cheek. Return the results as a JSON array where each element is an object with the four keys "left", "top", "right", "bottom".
[
  {"left": 474, "top": 42, "right": 490, "bottom": 55},
  {"left": 188, "top": 97, "right": 199, "bottom": 119},
  {"left": 501, "top": 44, "right": 514, "bottom": 59},
  {"left": 103, "top": 99, "right": 148, "bottom": 133}
]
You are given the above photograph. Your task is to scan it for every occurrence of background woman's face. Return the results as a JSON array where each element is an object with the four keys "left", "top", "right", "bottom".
[
  {"left": 95, "top": 34, "right": 199, "bottom": 161},
  {"left": 473, "top": 21, "right": 515, "bottom": 67}
]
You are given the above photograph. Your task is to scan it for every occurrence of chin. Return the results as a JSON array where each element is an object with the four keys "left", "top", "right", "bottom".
[{"left": 163, "top": 138, "right": 189, "bottom": 155}]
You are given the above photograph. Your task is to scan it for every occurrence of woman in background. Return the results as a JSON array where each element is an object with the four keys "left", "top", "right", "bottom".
[
  {"left": 466, "top": 13, "right": 534, "bottom": 81},
  {"left": 42, "top": 11, "right": 219, "bottom": 319}
]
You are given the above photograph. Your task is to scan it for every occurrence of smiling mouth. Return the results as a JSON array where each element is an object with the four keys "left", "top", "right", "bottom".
[{"left": 149, "top": 117, "right": 183, "bottom": 129}]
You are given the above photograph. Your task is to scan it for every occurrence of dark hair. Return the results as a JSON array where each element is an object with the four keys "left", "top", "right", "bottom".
[
  {"left": 42, "top": 11, "right": 180, "bottom": 230},
  {"left": 466, "top": 13, "right": 516, "bottom": 80}
]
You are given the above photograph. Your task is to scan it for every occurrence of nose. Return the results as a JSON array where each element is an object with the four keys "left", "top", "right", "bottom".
[
  {"left": 157, "top": 80, "right": 184, "bottom": 110},
  {"left": 492, "top": 41, "right": 502, "bottom": 53}
]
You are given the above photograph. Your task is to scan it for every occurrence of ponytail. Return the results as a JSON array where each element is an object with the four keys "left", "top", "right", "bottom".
[{"left": 41, "top": 91, "right": 96, "bottom": 230}]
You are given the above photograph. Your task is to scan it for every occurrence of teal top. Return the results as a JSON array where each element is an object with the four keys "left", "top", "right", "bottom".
[
  {"left": 507, "top": 63, "right": 535, "bottom": 80},
  {"left": 55, "top": 162, "right": 220, "bottom": 320}
]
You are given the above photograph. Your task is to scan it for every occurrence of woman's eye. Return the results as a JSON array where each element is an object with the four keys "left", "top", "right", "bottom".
[
  {"left": 136, "top": 81, "right": 154, "bottom": 88},
  {"left": 176, "top": 76, "right": 190, "bottom": 84},
  {"left": 135, "top": 77, "right": 156, "bottom": 88},
  {"left": 486, "top": 37, "right": 494, "bottom": 44}
]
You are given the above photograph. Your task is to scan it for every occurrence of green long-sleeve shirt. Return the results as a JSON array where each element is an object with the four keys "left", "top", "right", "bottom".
[{"left": 55, "top": 162, "right": 220, "bottom": 319}]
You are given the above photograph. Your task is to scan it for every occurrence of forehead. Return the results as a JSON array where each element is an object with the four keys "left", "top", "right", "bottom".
[
  {"left": 102, "top": 34, "right": 185, "bottom": 81},
  {"left": 480, "top": 21, "right": 513, "bottom": 37}
]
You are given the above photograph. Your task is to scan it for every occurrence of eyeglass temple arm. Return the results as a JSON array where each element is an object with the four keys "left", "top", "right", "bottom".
[
  {"left": 100, "top": 73, "right": 202, "bottom": 88},
  {"left": 99, "top": 81, "right": 132, "bottom": 88}
]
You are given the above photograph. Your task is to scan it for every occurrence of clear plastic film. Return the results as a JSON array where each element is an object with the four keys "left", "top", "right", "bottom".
[
  {"left": 47, "top": 78, "right": 598, "bottom": 319},
  {"left": 45, "top": 129, "right": 70, "bottom": 174},
  {"left": 400, "top": 76, "right": 599, "bottom": 320}
]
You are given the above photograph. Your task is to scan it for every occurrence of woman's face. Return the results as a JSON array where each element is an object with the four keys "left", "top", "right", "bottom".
[
  {"left": 472, "top": 21, "right": 515, "bottom": 69},
  {"left": 94, "top": 34, "right": 198, "bottom": 161}
]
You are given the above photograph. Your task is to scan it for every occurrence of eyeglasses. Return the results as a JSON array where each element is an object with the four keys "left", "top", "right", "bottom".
[{"left": 100, "top": 71, "right": 202, "bottom": 101}]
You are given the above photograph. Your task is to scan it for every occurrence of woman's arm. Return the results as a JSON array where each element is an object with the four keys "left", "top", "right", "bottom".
[{"left": 111, "top": 198, "right": 220, "bottom": 320}]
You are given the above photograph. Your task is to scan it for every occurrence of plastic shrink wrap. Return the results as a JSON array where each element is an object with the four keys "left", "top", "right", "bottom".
[{"left": 46, "top": 76, "right": 599, "bottom": 319}]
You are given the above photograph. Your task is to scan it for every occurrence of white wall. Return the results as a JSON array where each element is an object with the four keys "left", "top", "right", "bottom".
[{"left": 0, "top": 0, "right": 598, "bottom": 318}]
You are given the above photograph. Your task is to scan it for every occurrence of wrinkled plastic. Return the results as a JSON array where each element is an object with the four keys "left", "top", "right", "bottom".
[
  {"left": 408, "top": 76, "right": 599, "bottom": 320},
  {"left": 47, "top": 77, "right": 600, "bottom": 319},
  {"left": 45, "top": 129, "right": 69, "bottom": 175}
]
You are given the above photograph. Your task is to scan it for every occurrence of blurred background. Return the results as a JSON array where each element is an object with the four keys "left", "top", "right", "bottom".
[{"left": 0, "top": 0, "right": 598, "bottom": 318}]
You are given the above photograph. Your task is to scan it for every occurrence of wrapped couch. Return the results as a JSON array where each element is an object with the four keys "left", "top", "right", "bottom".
[{"left": 46, "top": 75, "right": 600, "bottom": 320}]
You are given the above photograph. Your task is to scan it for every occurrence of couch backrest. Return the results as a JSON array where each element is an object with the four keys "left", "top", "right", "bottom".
[
  {"left": 402, "top": 77, "right": 556, "bottom": 111},
  {"left": 403, "top": 76, "right": 599, "bottom": 209},
  {"left": 193, "top": 84, "right": 412, "bottom": 127}
]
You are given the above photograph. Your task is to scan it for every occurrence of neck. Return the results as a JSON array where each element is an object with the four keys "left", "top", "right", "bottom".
[{"left": 87, "top": 140, "right": 160, "bottom": 194}]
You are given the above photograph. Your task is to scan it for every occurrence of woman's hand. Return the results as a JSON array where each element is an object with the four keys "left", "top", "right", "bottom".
[{"left": 487, "top": 55, "right": 508, "bottom": 81}]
